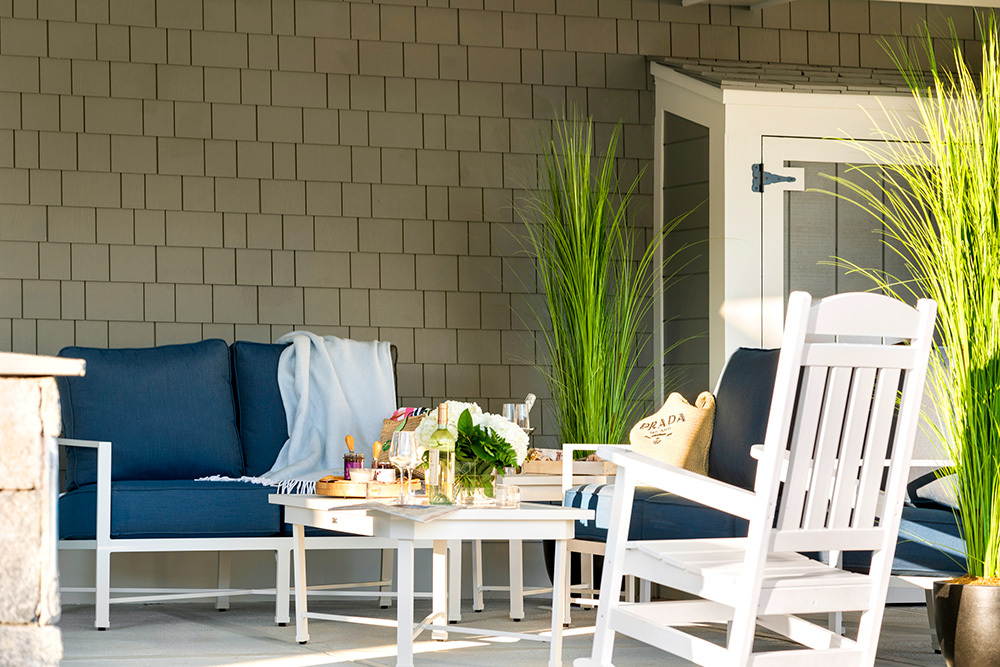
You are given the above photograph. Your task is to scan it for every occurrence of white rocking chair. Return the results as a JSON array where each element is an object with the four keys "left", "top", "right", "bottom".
[{"left": 575, "top": 291, "right": 937, "bottom": 667}]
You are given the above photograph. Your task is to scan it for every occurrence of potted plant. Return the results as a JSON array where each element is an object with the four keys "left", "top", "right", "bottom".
[
  {"left": 831, "top": 22, "right": 1000, "bottom": 666},
  {"left": 516, "top": 113, "right": 691, "bottom": 454}
]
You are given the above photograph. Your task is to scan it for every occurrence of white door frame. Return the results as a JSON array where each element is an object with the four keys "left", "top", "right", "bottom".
[{"left": 651, "top": 62, "right": 923, "bottom": 390}]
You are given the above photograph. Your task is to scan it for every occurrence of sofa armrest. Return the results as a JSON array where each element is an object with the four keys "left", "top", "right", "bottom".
[
  {"left": 56, "top": 438, "right": 112, "bottom": 542},
  {"left": 560, "top": 442, "right": 630, "bottom": 494},
  {"left": 596, "top": 446, "right": 756, "bottom": 520}
]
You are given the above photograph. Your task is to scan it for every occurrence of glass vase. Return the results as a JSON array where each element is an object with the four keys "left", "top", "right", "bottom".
[{"left": 454, "top": 459, "right": 496, "bottom": 506}]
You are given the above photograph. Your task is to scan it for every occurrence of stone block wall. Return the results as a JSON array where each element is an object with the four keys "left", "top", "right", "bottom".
[
  {"left": 0, "top": 376, "right": 62, "bottom": 666},
  {"left": 0, "top": 0, "right": 987, "bottom": 445}
]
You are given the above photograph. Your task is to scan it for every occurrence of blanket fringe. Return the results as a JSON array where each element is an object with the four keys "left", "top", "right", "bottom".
[
  {"left": 275, "top": 479, "right": 317, "bottom": 495},
  {"left": 195, "top": 475, "right": 317, "bottom": 494}
]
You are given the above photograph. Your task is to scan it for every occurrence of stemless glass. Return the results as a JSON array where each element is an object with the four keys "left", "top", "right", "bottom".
[{"left": 389, "top": 431, "right": 419, "bottom": 504}]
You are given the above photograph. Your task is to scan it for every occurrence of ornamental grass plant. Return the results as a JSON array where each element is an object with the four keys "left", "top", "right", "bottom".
[
  {"left": 831, "top": 22, "right": 1000, "bottom": 580},
  {"left": 517, "top": 114, "right": 692, "bottom": 449}
]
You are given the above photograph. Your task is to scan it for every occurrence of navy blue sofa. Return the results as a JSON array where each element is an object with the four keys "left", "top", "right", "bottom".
[
  {"left": 56, "top": 338, "right": 397, "bottom": 629},
  {"left": 564, "top": 347, "right": 965, "bottom": 584}
]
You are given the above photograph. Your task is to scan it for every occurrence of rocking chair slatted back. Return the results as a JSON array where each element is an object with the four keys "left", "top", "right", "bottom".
[{"left": 763, "top": 292, "right": 936, "bottom": 557}]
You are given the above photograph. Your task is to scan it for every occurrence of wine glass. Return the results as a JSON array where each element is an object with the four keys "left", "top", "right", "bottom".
[
  {"left": 389, "top": 431, "right": 418, "bottom": 504},
  {"left": 502, "top": 402, "right": 533, "bottom": 437}
]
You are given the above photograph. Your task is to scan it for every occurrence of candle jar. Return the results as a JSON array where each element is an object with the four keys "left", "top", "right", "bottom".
[{"left": 344, "top": 453, "right": 364, "bottom": 480}]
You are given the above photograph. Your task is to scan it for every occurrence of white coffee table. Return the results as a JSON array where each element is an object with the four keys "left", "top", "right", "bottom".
[{"left": 270, "top": 494, "right": 593, "bottom": 667}]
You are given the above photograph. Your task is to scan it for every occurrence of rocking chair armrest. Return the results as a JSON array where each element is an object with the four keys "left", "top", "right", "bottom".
[{"left": 595, "top": 447, "right": 756, "bottom": 520}]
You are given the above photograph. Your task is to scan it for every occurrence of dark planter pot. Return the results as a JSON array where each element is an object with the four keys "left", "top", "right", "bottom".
[{"left": 934, "top": 580, "right": 1000, "bottom": 666}]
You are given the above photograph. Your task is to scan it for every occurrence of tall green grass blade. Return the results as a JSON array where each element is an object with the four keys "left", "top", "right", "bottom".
[
  {"left": 825, "top": 20, "right": 1000, "bottom": 579},
  {"left": 516, "top": 113, "right": 697, "bottom": 447}
]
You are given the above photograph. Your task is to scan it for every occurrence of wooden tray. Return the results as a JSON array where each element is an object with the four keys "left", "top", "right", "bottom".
[
  {"left": 521, "top": 459, "right": 617, "bottom": 476},
  {"left": 316, "top": 477, "right": 421, "bottom": 498}
]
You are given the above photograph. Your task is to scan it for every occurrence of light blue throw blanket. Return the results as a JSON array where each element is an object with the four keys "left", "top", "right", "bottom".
[
  {"left": 198, "top": 333, "right": 396, "bottom": 494},
  {"left": 266, "top": 332, "right": 396, "bottom": 486}
]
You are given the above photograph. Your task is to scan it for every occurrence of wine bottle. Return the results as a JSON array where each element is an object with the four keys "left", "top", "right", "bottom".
[{"left": 426, "top": 403, "right": 456, "bottom": 505}]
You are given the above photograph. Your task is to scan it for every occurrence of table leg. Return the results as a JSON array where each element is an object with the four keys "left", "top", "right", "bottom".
[
  {"left": 549, "top": 538, "right": 568, "bottom": 667},
  {"left": 509, "top": 539, "right": 524, "bottom": 621},
  {"left": 379, "top": 548, "right": 394, "bottom": 608},
  {"left": 397, "top": 539, "right": 415, "bottom": 667},
  {"left": 447, "top": 539, "right": 462, "bottom": 623},
  {"left": 472, "top": 539, "right": 484, "bottom": 612},
  {"left": 433, "top": 540, "right": 449, "bottom": 640},
  {"left": 292, "top": 523, "right": 309, "bottom": 644}
]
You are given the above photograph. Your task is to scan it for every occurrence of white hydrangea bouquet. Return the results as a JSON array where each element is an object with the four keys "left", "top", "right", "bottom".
[{"left": 414, "top": 400, "right": 529, "bottom": 497}]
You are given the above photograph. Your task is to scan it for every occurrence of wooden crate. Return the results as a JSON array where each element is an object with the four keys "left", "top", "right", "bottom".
[{"left": 521, "top": 459, "right": 617, "bottom": 476}]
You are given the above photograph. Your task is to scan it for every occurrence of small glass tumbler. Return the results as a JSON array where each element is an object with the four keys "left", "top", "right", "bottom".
[{"left": 495, "top": 484, "right": 520, "bottom": 508}]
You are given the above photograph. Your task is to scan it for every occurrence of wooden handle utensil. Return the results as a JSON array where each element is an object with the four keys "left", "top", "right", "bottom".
[
  {"left": 345, "top": 434, "right": 354, "bottom": 453},
  {"left": 372, "top": 441, "right": 380, "bottom": 468}
]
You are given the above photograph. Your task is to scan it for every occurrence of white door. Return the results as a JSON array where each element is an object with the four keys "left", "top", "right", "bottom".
[{"left": 759, "top": 136, "right": 914, "bottom": 347}]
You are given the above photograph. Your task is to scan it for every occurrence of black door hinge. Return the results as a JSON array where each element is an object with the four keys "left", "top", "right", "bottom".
[{"left": 752, "top": 163, "right": 797, "bottom": 193}]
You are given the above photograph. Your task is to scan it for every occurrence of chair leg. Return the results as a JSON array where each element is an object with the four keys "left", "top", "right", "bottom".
[
  {"left": 624, "top": 575, "right": 635, "bottom": 603},
  {"left": 588, "top": 472, "right": 638, "bottom": 665},
  {"left": 509, "top": 539, "right": 524, "bottom": 621},
  {"left": 925, "top": 587, "right": 940, "bottom": 653},
  {"left": 472, "top": 539, "right": 484, "bottom": 612},
  {"left": 274, "top": 548, "right": 290, "bottom": 626},
  {"left": 379, "top": 548, "right": 394, "bottom": 609},
  {"left": 447, "top": 539, "right": 461, "bottom": 623},
  {"left": 216, "top": 551, "right": 231, "bottom": 611},
  {"left": 827, "top": 610, "right": 843, "bottom": 635},
  {"left": 639, "top": 578, "right": 651, "bottom": 603},
  {"left": 582, "top": 553, "right": 594, "bottom": 598},
  {"left": 95, "top": 547, "right": 111, "bottom": 630},
  {"left": 727, "top": 607, "right": 758, "bottom": 664}
]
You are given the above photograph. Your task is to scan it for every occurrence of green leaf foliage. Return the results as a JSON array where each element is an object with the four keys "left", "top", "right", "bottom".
[{"left": 454, "top": 409, "right": 518, "bottom": 474}]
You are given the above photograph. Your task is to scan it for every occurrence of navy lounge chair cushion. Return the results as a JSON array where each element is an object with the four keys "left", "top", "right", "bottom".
[
  {"left": 565, "top": 484, "right": 746, "bottom": 542},
  {"left": 230, "top": 341, "right": 290, "bottom": 477},
  {"left": 57, "top": 340, "right": 244, "bottom": 490},
  {"left": 641, "top": 491, "right": 749, "bottom": 540},
  {"left": 843, "top": 503, "right": 966, "bottom": 577},
  {"left": 59, "top": 480, "right": 282, "bottom": 539},
  {"left": 708, "top": 347, "right": 781, "bottom": 490},
  {"left": 566, "top": 484, "right": 661, "bottom": 542}
]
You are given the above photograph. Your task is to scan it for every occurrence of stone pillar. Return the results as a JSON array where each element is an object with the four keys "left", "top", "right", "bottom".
[{"left": 0, "top": 377, "right": 63, "bottom": 666}]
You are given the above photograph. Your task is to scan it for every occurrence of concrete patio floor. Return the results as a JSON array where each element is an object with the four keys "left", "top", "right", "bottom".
[{"left": 59, "top": 598, "right": 944, "bottom": 666}]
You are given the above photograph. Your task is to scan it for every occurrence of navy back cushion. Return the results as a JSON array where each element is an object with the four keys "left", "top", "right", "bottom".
[
  {"left": 58, "top": 340, "right": 244, "bottom": 490},
  {"left": 230, "top": 341, "right": 290, "bottom": 477},
  {"left": 708, "top": 347, "right": 781, "bottom": 490}
]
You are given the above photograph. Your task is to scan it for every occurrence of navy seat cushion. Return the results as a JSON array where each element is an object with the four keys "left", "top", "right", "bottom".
[
  {"left": 843, "top": 503, "right": 966, "bottom": 577},
  {"left": 57, "top": 340, "right": 244, "bottom": 490},
  {"left": 230, "top": 341, "right": 290, "bottom": 477},
  {"left": 566, "top": 484, "right": 747, "bottom": 543},
  {"left": 59, "top": 480, "right": 282, "bottom": 539},
  {"left": 708, "top": 347, "right": 781, "bottom": 490},
  {"left": 641, "top": 491, "right": 749, "bottom": 540}
]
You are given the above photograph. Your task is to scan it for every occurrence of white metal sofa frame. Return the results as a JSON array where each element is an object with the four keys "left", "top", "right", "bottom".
[{"left": 58, "top": 438, "right": 466, "bottom": 630}]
